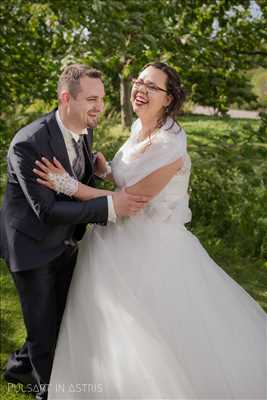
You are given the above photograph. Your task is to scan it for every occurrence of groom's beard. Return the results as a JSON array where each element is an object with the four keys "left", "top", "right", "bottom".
[
  {"left": 87, "top": 116, "right": 99, "bottom": 128},
  {"left": 85, "top": 111, "right": 100, "bottom": 128}
]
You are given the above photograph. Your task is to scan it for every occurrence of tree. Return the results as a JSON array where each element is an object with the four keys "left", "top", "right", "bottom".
[
  {"left": 0, "top": 2, "right": 67, "bottom": 112},
  {"left": 1, "top": 0, "right": 266, "bottom": 129},
  {"left": 48, "top": 0, "right": 172, "bottom": 126},
  {"left": 52, "top": 0, "right": 266, "bottom": 120}
]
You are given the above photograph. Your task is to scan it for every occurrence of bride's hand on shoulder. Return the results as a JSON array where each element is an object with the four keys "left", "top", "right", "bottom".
[{"left": 33, "top": 157, "right": 66, "bottom": 191}]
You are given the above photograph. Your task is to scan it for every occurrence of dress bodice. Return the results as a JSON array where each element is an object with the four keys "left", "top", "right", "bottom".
[{"left": 112, "top": 118, "right": 192, "bottom": 224}]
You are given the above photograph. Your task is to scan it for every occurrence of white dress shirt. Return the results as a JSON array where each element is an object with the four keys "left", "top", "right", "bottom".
[{"left": 55, "top": 110, "right": 116, "bottom": 223}]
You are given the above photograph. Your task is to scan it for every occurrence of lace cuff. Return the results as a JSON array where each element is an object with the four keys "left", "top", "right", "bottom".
[{"left": 47, "top": 172, "right": 78, "bottom": 196}]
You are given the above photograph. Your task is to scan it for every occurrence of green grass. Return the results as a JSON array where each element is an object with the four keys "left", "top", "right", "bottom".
[
  {"left": 198, "top": 245, "right": 267, "bottom": 312},
  {"left": 179, "top": 114, "right": 260, "bottom": 147},
  {"left": 0, "top": 114, "right": 266, "bottom": 399},
  {"left": 0, "top": 261, "right": 30, "bottom": 399},
  {"left": 250, "top": 67, "right": 267, "bottom": 107},
  {"left": 96, "top": 114, "right": 260, "bottom": 150}
]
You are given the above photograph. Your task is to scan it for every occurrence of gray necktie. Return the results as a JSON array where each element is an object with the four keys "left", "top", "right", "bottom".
[{"left": 72, "top": 137, "right": 85, "bottom": 180}]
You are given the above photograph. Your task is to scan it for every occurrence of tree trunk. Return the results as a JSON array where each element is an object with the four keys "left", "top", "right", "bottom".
[{"left": 120, "top": 75, "right": 132, "bottom": 128}]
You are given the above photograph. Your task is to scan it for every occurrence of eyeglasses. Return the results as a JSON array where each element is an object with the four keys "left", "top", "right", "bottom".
[{"left": 131, "top": 79, "right": 168, "bottom": 94}]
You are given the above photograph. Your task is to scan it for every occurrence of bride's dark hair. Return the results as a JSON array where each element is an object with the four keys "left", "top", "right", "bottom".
[{"left": 143, "top": 62, "right": 186, "bottom": 127}]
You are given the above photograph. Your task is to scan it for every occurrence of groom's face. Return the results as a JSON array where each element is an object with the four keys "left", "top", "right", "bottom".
[{"left": 68, "top": 76, "right": 105, "bottom": 129}]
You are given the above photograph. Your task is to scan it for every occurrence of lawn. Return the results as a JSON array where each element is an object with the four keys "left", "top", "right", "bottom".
[
  {"left": 0, "top": 261, "right": 30, "bottom": 399},
  {"left": 0, "top": 114, "right": 266, "bottom": 399}
]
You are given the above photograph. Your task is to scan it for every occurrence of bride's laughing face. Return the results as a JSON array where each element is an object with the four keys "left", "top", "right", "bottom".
[{"left": 131, "top": 66, "right": 172, "bottom": 122}]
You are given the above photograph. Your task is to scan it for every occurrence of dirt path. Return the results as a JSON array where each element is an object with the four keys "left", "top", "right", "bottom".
[{"left": 192, "top": 106, "right": 260, "bottom": 119}]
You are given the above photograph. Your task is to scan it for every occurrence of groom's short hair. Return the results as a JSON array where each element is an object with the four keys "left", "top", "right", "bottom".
[{"left": 57, "top": 64, "right": 102, "bottom": 99}]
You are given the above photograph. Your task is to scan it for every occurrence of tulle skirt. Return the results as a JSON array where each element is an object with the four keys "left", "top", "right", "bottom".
[{"left": 48, "top": 215, "right": 267, "bottom": 399}]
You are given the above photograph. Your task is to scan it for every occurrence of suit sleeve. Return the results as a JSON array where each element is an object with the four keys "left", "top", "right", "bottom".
[{"left": 9, "top": 141, "right": 108, "bottom": 225}]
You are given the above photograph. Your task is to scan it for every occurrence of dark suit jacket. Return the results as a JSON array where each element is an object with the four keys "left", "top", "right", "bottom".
[{"left": 0, "top": 110, "right": 108, "bottom": 272}]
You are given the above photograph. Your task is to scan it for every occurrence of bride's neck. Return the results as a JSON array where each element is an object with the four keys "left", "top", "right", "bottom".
[{"left": 139, "top": 117, "right": 158, "bottom": 139}]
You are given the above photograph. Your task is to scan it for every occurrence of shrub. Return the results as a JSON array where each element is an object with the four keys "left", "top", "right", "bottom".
[{"left": 189, "top": 113, "right": 267, "bottom": 259}]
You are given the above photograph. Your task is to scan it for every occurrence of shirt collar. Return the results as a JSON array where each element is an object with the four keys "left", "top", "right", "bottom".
[{"left": 56, "top": 110, "right": 88, "bottom": 143}]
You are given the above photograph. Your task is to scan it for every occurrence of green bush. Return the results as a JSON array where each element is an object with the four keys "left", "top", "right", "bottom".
[
  {"left": 188, "top": 113, "right": 267, "bottom": 259},
  {"left": 0, "top": 101, "right": 54, "bottom": 197}
]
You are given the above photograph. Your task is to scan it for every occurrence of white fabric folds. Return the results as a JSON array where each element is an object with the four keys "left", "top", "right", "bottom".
[
  {"left": 113, "top": 117, "right": 187, "bottom": 187},
  {"left": 48, "top": 118, "right": 267, "bottom": 400}
]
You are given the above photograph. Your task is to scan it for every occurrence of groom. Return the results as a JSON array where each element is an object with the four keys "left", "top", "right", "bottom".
[{"left": 0, "top": 64, "right": 149, "bottom": 400}]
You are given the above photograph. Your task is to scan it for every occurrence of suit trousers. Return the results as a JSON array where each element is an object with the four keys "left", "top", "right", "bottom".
[{"left": 8, "top": 244, "right": 78, "bottom": 387}]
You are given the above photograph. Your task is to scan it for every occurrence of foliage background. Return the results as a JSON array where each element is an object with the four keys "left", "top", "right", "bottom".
[{"left": 0, "top": 1, "right": 267, "bottom": 397}]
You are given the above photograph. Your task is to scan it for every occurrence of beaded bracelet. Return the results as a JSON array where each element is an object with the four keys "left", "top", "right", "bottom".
[{"left": 47, "top": 172, "right": 79, "bottom": 196}]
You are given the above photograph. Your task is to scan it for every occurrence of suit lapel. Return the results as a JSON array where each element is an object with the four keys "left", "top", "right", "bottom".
[
  {"left": 83, "top": 129, "right": 94, "bottom": 178},
  {"left": 45, "top": 110, "right": 74, "bottom": 176},
  {"left": 45, "top": 110, "right": 95, "bottom": 182}
]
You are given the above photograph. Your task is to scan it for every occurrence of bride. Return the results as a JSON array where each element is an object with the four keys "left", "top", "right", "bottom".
[{"left": 34, "top": 62, "right": 267, "bottom": 399}]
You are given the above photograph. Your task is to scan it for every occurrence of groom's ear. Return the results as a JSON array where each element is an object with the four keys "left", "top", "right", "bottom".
[{"left": 60, "top": 90, "right": 71, "bottom": 105}]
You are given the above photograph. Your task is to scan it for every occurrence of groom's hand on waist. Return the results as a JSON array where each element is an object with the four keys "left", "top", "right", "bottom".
[{"left": 112, "top": 189, "right": 150, "bottom": 218}]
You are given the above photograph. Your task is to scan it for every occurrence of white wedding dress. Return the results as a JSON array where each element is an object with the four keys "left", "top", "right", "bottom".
[{"left": 48, "top": 118, "right": 267, "bottom": 399}]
